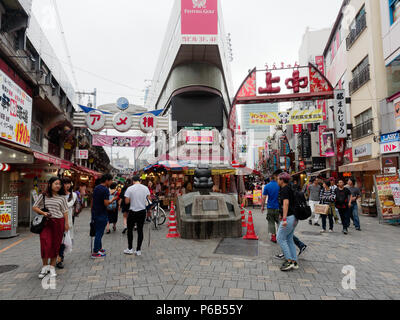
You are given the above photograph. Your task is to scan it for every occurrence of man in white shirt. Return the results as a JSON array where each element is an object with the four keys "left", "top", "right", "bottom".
[{"left": 124, "top": 175, "right": 151, "bottom": 256}]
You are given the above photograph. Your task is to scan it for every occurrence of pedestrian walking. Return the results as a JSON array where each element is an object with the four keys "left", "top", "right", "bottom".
[
  {"left": 335, "top": 179, "right": 352, "bottom": 234},
  {"left": 277, "top": 172, "right": 299, "bottom": 271},
  {"left": 124, "top": 175, "right": 151, "bottom": 256},
  {"left": 329, "top": 178, "right": 340, "bottom": 224},
  {"left": 261, "top": 171, "right": 281, "bottom": 243},
  {"left": 308, "top": 178, "right": 322, "bottom": 226},
  {"left": 32, "top": 177, "right": 69, "bottom": 279},
  {"left": 319, "top": 181, "right": 336, "bottom": 233},
  {"left": 346, "top": 177, "right": 362, "bottom": 231},
  {"left": 106, "top": 183, "right": 120, "bottom": 234},
  {"left": 56, "top": 178, "right": 77, "bottom": 269},
  {"left": 119, "top": 179, "right": 133, "bottom": 234},
  {"left": 73, "top": 184, "right": 86, "bottom": 224},
  {"left": 91, "top": 174, "right": 118, "bottom": 259}
]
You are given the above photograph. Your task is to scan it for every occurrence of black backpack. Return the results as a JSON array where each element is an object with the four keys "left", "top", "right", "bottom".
[{"left": 293, "top": 190, "right": 312, "bottom": 221}]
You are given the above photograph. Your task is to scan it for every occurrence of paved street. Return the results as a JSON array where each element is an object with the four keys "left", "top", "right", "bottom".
[{"left": 0, "top": 208, "right": 400, "bottom": 300}]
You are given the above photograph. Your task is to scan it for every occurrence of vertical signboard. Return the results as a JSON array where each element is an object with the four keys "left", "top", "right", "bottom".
[
  {"left": 301, "top": 132, "right": 311, "bottom": 159},
  {"left": 394, "top": 98, "right": 400, "bottom": 131},
  {"left": 181, "top": 0, "right": 218, "bottom": 44},
  {"left": 374, "top": 175, "right": 400, "bottom": 224},
  {"left": 334, "top": 90, "right": 347, "bottom": 138}
]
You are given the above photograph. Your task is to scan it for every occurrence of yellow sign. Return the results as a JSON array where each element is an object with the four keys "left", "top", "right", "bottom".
[
  {"left": 249, "top": 109, "right": 324, "bottom": 126},
  {"left": 253, "top": 190, "right": 262, "bottom": 205}
]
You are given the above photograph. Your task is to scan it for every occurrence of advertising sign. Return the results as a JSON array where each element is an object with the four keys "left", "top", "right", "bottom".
[
  {"left": 293, "top": 124, "right": 302, "bottom": 134},
  {"left": 321, "top": 131, "right": 335, "bottom": 157},
  {"left": 186, "top": 131, "right": 214, "bottom": 144},
  {"left": 0, "top": 199, "right": 12, "bottom": 231},
  {"left": 394, "top": 98, "right": 400, "bottom": 130},
  {"left": 334, "top": 90, "right": 347, "bottom": 138},
  {"left": 76, "top": 150, "right": 89, "bottom": 160},
  {"left": 312, "top": 157, "right": 326, "bottom": 171},
  {"left": 0, "top": 69, "right": 33, "bottom": 147},
  {"left": 354, "top": 144, "right": 372, "bottom": 158},
  {"left": 181, "top": 0, "right": 218, "bottom": 44},
  {"left": 253, "top": 190, "right": 262, "bottom": 206},
  {"left": 301, "top": 132, "right": 312, "bottom": 159},
  {"left": 249, "top": 109, "right": 323, "bottom": 126},
  {"left": 92, "top": 135, "right": 151, "bottom": 148},
  {"left": 380, "top": 132, "right": 400, "bottom": 154},
  {"left": 375, "top": 175, "right": 400, "bottom": 223}
]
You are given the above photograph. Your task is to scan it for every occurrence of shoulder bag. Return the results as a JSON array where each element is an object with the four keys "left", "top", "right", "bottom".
[{"left": 30, "top": 194, "right": 49, "bottom": 234}]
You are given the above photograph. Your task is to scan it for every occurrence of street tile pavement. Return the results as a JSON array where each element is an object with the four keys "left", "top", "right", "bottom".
[{"left": 0, "top": 208, "right": 400, "bottom": 300}]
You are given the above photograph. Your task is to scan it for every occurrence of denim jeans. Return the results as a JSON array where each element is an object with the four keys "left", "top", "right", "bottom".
[
  {"left": 293, "top": 235, "right": 305, "bottom": 250},
  {"left": 349, "top": 202, "right": 361, "bottom": 229},
  {"left": 277, "top": 215, "right": 298, "bottom": 261},
  {"left": 93, "top": 216, "right": 108, "bottom": 253}
]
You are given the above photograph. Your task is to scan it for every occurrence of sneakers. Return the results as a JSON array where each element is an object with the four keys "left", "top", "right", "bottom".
[
  {"left": 99, "top": 249, "right": 106, "bottom": 254},
  {"left": 292, "top": 261, "right": 299, "bottom": 270},
  {"left": 329, "top": 229, "right": 333, "bottom": 233},
  {"left": 38, "top": 266, "right": 49, "bottom": 279},
  {"left": 124, "top": 249, "right": 134, "bottom": 255},
  {"left": 343, "top": 229, "right": 348, "bottom": 235},
  {"left": 270, "top": 234, "right": 277, "bottom": 243},
  {"left": 356, "top": 228, "right": 362, "bottom": 231},
  {"left": 49, "top": 267, "right": 57, "bottom": 278},
  {"left": 56, "top": 261, "right": 64, "bottom": 269},
  {"left": 91, "top": 251, "right": 106, "bottom": 259},
  {"left": 314, "top": 223, "right": 320, "bottom": 227},
  {"left": 134, "top": 250, "right": 142, "bottom": 256},
  {"left": 299, "top": 245, "right": 307, "bottom": 256},
  {"left": 320, "top": 229, "right": 326, "bottom": 233},
  {"left": 280, "top": 260, "right": 293, "bottom": 271},
  {"left": 274, "top": 253, "right": 285, "bottom": 260}
]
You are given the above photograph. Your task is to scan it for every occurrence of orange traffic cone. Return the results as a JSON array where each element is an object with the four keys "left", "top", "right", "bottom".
[
  {"left": 243, "top": 211, "right": 258, "bottom": 240},
  {"left": 167, "top": 202, "right": 180, "bottom": 238},
  {"left": 240, "top": 205, "right": 247, "bottom": 228}
]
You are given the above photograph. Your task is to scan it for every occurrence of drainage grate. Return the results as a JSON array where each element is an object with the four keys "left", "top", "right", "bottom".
[
  {"left": 301, "top": 231, "right": 322, "bottom": 236},
  {"left": 89, "top": 292, "right": 133, "bottom": 300},
  {"left": 0, "top": 265, "right": 18, "bottom": 274},
  {"left": 214, "top": 238, "right": 258, "bottom": 257}
]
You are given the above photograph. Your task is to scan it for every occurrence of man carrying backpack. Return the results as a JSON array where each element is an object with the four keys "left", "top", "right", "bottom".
[{"left": 335, "top": 179, "right": 352, "bottom": 234}]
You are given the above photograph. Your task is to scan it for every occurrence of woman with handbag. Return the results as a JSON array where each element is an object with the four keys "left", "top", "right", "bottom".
[
  {"left": 56, "top": 178, "right": 77, "bottom": 269},
  {"left": 32, "top": 177, "right": 69, "bottom": 279},
  {"left": 319, "top": 181, "right": 336, "bottom": 233}
]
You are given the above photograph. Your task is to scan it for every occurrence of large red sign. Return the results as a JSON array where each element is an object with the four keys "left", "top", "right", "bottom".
[{"left": 181, "top": 0, "right": 218, "bottom": 35}]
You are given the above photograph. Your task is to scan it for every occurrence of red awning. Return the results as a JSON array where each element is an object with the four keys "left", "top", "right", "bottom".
[
  {"left": 72, "top": 165, "right": 102, "bottom": 178},
  {"left": 33, "top": 151, "right": 73, "bottom": 169}
]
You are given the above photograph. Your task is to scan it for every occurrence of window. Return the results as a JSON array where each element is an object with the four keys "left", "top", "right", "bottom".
[
  {"left": 353, "top": 109, "right": 373, "bottom": 140},
  {"left": 390, "top": 0, "right": 400, "bottom": 25},
  {"left": 355, "top": 109, "right": 372, "bottom": 126},
  {"left": 349, "top": 56, "right": 370, "bottom": 94},
  {"left": 352, "top": 56, "right": 369, "bottom": 78},
  {"left": 346, "top": 5, "right": 367, "bottom": 50}
]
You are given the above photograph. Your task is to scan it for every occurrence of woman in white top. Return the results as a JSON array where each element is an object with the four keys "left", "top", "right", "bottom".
[{"left": 56, "top": 178, "right": 77, "bottom": 269}]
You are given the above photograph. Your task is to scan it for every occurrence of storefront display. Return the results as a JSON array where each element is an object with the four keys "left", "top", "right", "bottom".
[{"left": 374, "top": 175, "right": 400, "bottom": 224}]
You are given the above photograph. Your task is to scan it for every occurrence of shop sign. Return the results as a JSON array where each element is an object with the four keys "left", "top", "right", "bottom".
[
  {"left": 92, "top": 135, "right": 150, "bottom": 148},
  {"left": 354, "top": 144, "right": 372, "bottom": 158},
  {"left": 139, "top": 114, "right": 156, "bottom": 134},
  {"left": 186, "top": 131, "right": 214, "bottom": 144},
  {"left": 384, "top": 167, "right": 397, "bottom": 174},
  {"left": 293, "top": 124, "right": 302, "bottom": 134},
  {"left": 0, "top": 199, "right": 12, "bottom": 231},
  {"left": 381, "top": 141, "right": 400, "bottom": 154},
  {"left": 0, "top": 69, "right": 33, "bottom": 147},
  {"left": 301, "top": 132, "right": 312, "bottom": 159},
  {"left": 113, "top": 112, "right": 132, "bottom": 133},
  {"left": 33, "top": 152, "right": 61, "bottom": 166},
  {"left": 380, "top": 132, "right": 400, "bottom": 144},
  {"left": 375, "top": 175, "right": 400, "bottom": 221},
  {"left": 253, "top": 190, "right": 262, "bottom": 205},
  {"left": 86, "top": 111, "right": 106, "bottom": 132},
  {"left": 312, "top": 157, "right": 326, "bottom": 171},
  {"left": 344, "top": 149, "right": 353, "bottom": 164},
  {"left": 76, "top": 150, "right": 89, "bottom": 160},
  {"left": 382, "top": 156, "right": 399, "bottom": 169},
  {"left": 343, "top": 172, "right": 352, "bottom": 178},
  {"left": 334, "top": 90, "right": 347, "bottom": 138},
  {"left": 249, "top": 109, "right": 323, "bottom": 126},
  {"left": 394, "top": 98, "right": 400, "bottom": 131},
  {"left": 181, "top": 0, "right": 218, "bottom": 44},
  {"left": 299, "top": 161, "right": 306, "bottom": 170}
]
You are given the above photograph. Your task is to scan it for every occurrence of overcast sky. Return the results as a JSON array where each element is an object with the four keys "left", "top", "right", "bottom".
[{"left": 31, "top": 0, "right": 342, "bottom": 166}]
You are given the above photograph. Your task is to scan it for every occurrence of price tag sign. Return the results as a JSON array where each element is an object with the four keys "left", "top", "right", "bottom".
[{"left": 0, "top": 200, "right": 12, "bottom": 231}]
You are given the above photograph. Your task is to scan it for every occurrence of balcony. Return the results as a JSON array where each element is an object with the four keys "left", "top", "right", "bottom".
[
  {"left": 352, "top": 119, "right": 373, "bottom": 141},
  {"left": 349, "top": 65, "right": 370, "bottom": 95},
  {"left": 346, "top": 12, "right": 367, "bottom": 50}
]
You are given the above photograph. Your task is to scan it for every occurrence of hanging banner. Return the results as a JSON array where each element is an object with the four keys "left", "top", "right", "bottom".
[
  {"left": 319, "top": 125, "right": 327, "bottom": 157},
  {"left": 249, "top": 109, "right": 323, "bottom": 126},
  {"left": 293, "top": 124, "right": 302, "bottom": 134},
  {"left": 334, "top": 90, "right": 347, "bottom": 138},
  {"left": 0, "top": 69, "right": 33, "bottom": 147},
  {"left": 321, "top": 131, "right": 335, "bottom": 157},
  {"left": 301, "top": 132, "right": 312, "bottom": 159},
  {"left": 92, "top": 135, "right": 151, "bottom": 148}
]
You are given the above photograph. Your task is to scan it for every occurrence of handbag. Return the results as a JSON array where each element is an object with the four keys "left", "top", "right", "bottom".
[{"left": 30, "top": 194, "right": 49, "bottom": 234}]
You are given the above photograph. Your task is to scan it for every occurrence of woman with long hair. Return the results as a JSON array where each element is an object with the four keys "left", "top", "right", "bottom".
[
  {"left": 106, "top": 182, "right": 120, "bottom": 234},
  {"left": 56, "top": 178, "right": 77, "bottom": 269},
  {"left": 32, "top": 177, "right": 69, "bottom": 279}
]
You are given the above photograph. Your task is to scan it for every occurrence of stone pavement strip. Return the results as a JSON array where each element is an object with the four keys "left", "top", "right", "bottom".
[{"left": 0, "top": 208, "right": 400, "bottom": 300}]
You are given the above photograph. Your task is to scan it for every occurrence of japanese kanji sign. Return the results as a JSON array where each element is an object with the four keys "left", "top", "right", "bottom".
[
  {"left": 249, "top": 109, "right": 323, "bottom": 126},
  {"left": 86, "top": 111, "right": 106, "bottom": 132},
  {"left": 0, "top": 69, "right": 32, "bottom": 147},
  {"left": 113, "top": 112, "right": 132, "bottom": 132},
  {"left": 334, "top": 90, "right": 347, "bottom": 138},
  {"left": 139, "top": 114, "right": 156, "bottom": 134}
]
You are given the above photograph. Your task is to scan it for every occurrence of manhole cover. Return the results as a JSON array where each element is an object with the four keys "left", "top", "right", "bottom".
[
  {"left": 89, "top": 292, "right": 132, "bottom": 300},
  {"left": 0, "top": 265, "right": 18, "bottom": 274},
  {"left": 301, "top": 231, "right": 322, "bottom": 236},
  {"left": 214, "top": 238, "right": 258, "bottom": 257}
]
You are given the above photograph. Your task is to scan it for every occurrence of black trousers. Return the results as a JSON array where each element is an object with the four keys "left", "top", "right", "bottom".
[
  {"left": 338, "top": 207, "right": 350, "bottom": 229},
  {"left": 127, "top": 210, "right": 146, "bottom": 251}
]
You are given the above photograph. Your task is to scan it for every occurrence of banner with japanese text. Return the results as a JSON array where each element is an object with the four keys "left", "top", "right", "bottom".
[
  {"left": 249, "top": 109, "right": 323, "bottom": 126},
  {"left": 92, "top": 135, "right": 151, "bottom": 148},
  {"left": 0, "top": 69, "right": 32, "bottom": 147},
  {"left": 334, "top": 90, "right": 347, "bottom": 138}
]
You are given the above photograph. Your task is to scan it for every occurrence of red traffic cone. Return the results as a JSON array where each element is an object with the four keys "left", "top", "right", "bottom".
[
  {"left": 167, "top": 202, "right": 180, "bottom": 239},
  {"left": 166, "top": 202, "right": 174, "bottom": 228},
  {"left": 240, "top": 206, "right": 247, "bottom": 228},
  {"left": 243, "top": 211, "right": 258, "bottom": 240}
]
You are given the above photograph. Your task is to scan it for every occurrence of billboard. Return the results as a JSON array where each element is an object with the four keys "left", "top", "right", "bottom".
[{"left": 249, "top": 109, "right": 323, "bottom": 126}]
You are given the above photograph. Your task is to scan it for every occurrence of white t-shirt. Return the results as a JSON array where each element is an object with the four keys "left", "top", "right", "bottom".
[{"left": 125, "top": 183, "right": 150, "bottom": 212}]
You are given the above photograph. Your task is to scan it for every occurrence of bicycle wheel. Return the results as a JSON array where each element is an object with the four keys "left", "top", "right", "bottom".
[{"left": 157, "top": 207, "right": 167, "bottom": 226}]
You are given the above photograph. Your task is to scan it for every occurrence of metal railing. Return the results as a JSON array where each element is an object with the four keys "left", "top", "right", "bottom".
[
  {"left": 346, "top": 12, "right": 367, "bottom": 50},
  {"left": 349, "top": 65, "right": 370, "bottom": 95},
  {"left": 352, "top": 119, "right": 373, "bottom": 141}
]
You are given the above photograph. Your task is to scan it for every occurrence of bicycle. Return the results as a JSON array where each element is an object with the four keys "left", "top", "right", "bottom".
[{"left": 148, "top": 195, "right": 167, "bottom": 229}]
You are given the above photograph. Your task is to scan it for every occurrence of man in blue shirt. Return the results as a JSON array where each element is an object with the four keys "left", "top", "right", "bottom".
[
  {"left": 261, "top": 172, "right": 281, "bottom": 243},
  {"left": 91, "top": 174, "right": 118, "bottom": 259}
]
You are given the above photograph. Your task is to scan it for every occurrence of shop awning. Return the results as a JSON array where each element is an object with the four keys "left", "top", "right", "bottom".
[
  {"left": 309, "top": 168, "right": 331, "bottom": 177},
  {"left": 72, "top": 164, "right": 102, "bottom": 178},
  {"left": 236, "top": 167, "right": 261, "bottom": 176},
  {"left": 184, "top": 168, "right": 237, "bottom": 176},
  {"left": 291, "top": 170, "right": 307, "bottom": 176},
  {"left": 33, "top": 152, "right": 73, "bottom": 169},
  {"left": 339, "top": 159, "right": 381, "bottom": 173}
]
